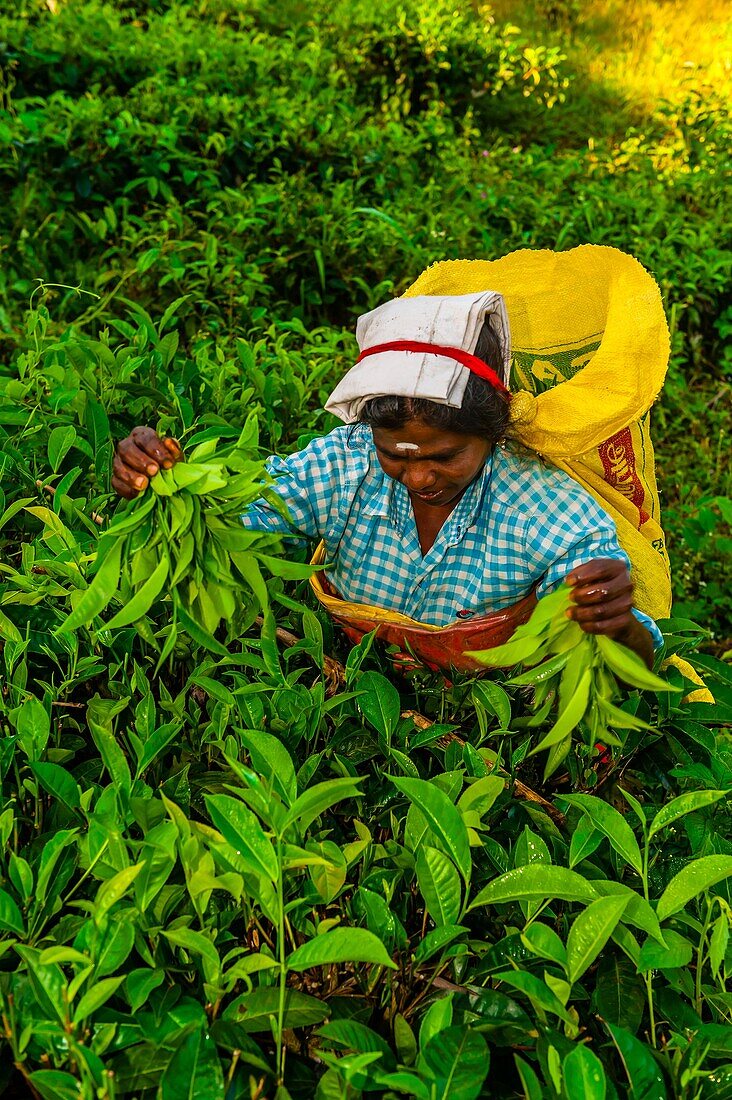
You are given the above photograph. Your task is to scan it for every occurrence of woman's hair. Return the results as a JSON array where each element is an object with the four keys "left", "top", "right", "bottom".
[{"left": 358, "top": 318, "right": 510, "bottom": 443}]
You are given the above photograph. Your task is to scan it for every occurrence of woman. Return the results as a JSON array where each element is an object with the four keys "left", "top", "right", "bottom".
[{"left": 113, "top": 291, "right": 661, "bottom": 666}]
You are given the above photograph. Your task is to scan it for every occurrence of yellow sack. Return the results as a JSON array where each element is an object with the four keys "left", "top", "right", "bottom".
[{"left": 404, "top": 245, "right": 672, "bottom": 620}]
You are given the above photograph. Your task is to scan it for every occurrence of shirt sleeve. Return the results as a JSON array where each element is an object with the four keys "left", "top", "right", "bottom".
[
  {"left": 239, "top": 428, "right": 354, "bottom": 540},
  {"left": 524, "top": 480, "right": 664, "bottom": 650}
]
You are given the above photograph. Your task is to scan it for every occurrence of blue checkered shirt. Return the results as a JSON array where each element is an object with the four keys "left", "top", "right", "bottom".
[{"left": 241, "top": 425, "right": 662, "bottom": 646}]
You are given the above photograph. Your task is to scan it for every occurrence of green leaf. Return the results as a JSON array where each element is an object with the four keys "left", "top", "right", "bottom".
[
  {"left": 317, "top": 1019, "right": 394, "bottom": 1065},
  {"left": 160, "top": 1024, "right": 225, "bottom": 1100},
  {"left": 94, "top": 865, "right": 144, "bottom": 925},
  {"left": 176, "top": 602, "right": 229, "bottom": 655},
  {"left": 563, "top": 1045, "right": 607, "bottom": 1100},
  {"left": 239, "top": 729, "right": 297, "bottom": 806},
  {"left": 88, "top": 701, "right": 131, "bottom": 798},
  {"left": 357, "top": 671, "right": 401, "bottom": 741},
  {"left": 225, "top": 987, "right": 330, "bottom": 1032},
  {"left": 561, "top": 794, "right": 643, "bottom": 876},
  {"left": 493, "top": 971, "right": 573, "bottom": 1024},
  {"left": 163, "top": 928, "right": 221, "bottom": 983},
  {"left": 416, "top": 845, "right": 462, "bottom": 927},
  {"left": 14, "top": 696, "right": 50, "bottom": 760},
  {"left": 125, "top": 967, "right": 165, "bottom": 1014},
  {"left": 605, "top": 1023, "right": 667, "bottom": 1099},
  {"left": 656, "top": 855, "right": 732, "bottom": 921},
  {"left": 105, "top": 554, "right": 169, "bottom": 628},
  {"left": 467, "top": 634, "right": 546, "bottom": 668},
  {"left": 205, "top": 794, "right": 278, "bottom": 881},
  {"left": 457, "top": 775, "right": 505, "bottom": 818},
  {"left": 393, "top": 1013, "right": 417, "bottom": 1066},
  {"left": 282, "top": 777, "right": 363, "bottom": 836},
  {"left": 47, "top": 424, "right": 77, "bottom": 473},
  {"left": 637, "top": 929, "right": 693, "bottom": 972},
  {"left": 530, "top": 667, "right": 592, "bottom": 755},
  {"left": 469, "top": 865, "right": 598, "bottom": 910},
  {"left": 569, "top": 817, "right": 603, "bottom": 868},
  {"left": 288, "top": 927, "right": 396, "bottom": 971},
  {"left": 413, "top": 924, "right": 468, "bottom": 965},
  {"left": 648, "top": 790, "right": 730, "bottom": 841},
  {"left": 566, "top": 895, "right": 630, "bottom": 983},
  {"left": 391, "top": 776, "right": 471, "bottom": 885},
  {"left": 58, "top": 537, "right": 123, "bottom": 631},
  {"left": 420, "top": 1026, "right": 490, "bottom": 1100},
  {"left": 72, "top": 975, "right": 125, "bottom": 1023},
  {"left": 710, "top": 912, "right": 729, "bottom": 979},
  {"left": 373, "top": 1072, "right": 430, "bottom": 1099},
  {"left": 471, "top": 681, "right": 511, "bottom": 728},
  {"left": 29, "top": 761, "right": 81, "bottom": 811},
  {"left": 28, "top": 1071, "right": 82, "bottom": 1100},
  {"left": 596, "top": 635, "right": 679, "bottom": 693},
  {"left": 0, "top": 605, "right": 22, "bottom": 643},
  {"left": 592, "top": 882, "right": 665, "bottom": 945},
  {"left": 0, "top": 888, "right": 25, "bottom": 934},
  {"left": 514, "top": 1056, "right": 543, "bottom": 1100},
  {"left": 591, "top": 954, "right": 646, "bottom": 1033},
  {"left": 521, "top": 923, "right": 567, "bottom": 969}
]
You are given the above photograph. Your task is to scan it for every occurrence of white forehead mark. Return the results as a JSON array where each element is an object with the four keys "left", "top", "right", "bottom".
[{"left": 395, "top": 442, "right": 420, "bottom": 452}]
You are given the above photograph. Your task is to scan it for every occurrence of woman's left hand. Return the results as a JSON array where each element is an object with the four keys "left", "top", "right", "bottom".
[{"left": 565, "top": 558, "right": 653, "bottom": 666}]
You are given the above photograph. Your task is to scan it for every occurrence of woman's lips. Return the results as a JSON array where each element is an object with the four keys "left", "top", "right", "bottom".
[{"left": 413, "top": 489, "right": 444, "bottom": 500}]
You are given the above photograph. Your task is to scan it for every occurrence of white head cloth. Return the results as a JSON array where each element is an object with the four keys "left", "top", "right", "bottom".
[{"left": 324, "top": 291, "right": 511, "bottom": 423}]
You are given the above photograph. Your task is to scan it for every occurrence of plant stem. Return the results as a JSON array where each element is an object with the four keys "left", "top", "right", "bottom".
[
  {"left": 695, "top": 898, "right": 713, "bottom": 1018},
  {"left": 276, "top": 833, "right": 287, "bottom": 1087}
]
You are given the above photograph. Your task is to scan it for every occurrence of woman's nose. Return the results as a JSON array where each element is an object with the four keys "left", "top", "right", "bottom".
[{"left": 403, "top": 465, "right": 437, "bottom": 491}]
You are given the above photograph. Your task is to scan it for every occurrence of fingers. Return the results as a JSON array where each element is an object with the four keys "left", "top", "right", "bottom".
[
  {"left": 566, "top": 557, "right": 627, "bottom": 587},
  {"left": 565, "top": 558, "right": 635, "bottom": 638},
  {"left": 162, "top": 436, "right": 184, "bottom": 461},
  {"left": 117, "top": 437, "right": 161, "bottom": 477},
  {"left": 570, "top": 572, "right": 632, "bottom": 608},
  {"left": 112, "top": 427, "right": 184, "bottom": 499},
  {"left": 130, "top": 426, "right": 177, "bottom": 469},
  {"left": 570, "top": 594, "right": 634, "bottom": 632},
  {"left": 111, "top": 473, "right": 146, "bottom": 500},
  {"left": 112, "top": 451, "right": 149, "bottom": 496}
]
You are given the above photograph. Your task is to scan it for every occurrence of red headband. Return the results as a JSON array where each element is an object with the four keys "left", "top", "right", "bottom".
[{"left": 355, "top": 340, "right": 511, "bottom": 397}]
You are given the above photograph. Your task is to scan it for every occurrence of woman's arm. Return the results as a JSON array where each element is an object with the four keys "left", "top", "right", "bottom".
[{"left": 112, "top": 425, "right": 358, "bottom": 543}]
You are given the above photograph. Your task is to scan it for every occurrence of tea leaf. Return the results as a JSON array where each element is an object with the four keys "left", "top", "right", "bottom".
[
  {"left": 205, "top": 794, "right": 278, "bottom": 881},
  {"left": 288, "top": 927, "right": 396, "bottom": 970},
  {"left": 563, "top": 1045, "right": 607, "bottom": 1100},
  {"left": 566, "top": 895, "right": 630, "bottom": 983},
  {"left": 416, "top": 845, "right": 462, "bottom": 927},
  {"left": 391, "top": 776, "right": 471, "bottom": 885},
  {"left": 160, "top": 1024, "right": 225, "bottom": 1100},
  {"left": 469, "top": 865, "right": 598, "bottom": 910},
  {"left": 58, "top": 538, "right": 123, "bottom": 631},
  {"left": 604, "top": 1023, "right": 667, "bottom": 1099},
  {"left": 648, "top": 790, "right": 730, "bottom": 841},
  {"left": 561, "top": 794, "right": 643, "bottom": 876},
  {"left": 656, "top": 855, "right": 732, "bottom": 921}
]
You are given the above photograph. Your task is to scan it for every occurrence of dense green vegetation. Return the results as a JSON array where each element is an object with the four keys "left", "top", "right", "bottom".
[{"left": 0, "top": 1, "right": 731, "bottom": 1097}]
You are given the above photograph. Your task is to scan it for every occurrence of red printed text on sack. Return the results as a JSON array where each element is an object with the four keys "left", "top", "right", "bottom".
[{"left": 598, "top": 428, "right": 650, "bottom": 528}]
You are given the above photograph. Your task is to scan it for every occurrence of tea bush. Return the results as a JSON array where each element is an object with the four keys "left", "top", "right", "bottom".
[
  {"left": 0, "top": 1, "right": 731, "bottom": 1095},
  {"left": 0, "top": 296, "right": 731, "bottom": 1099}
]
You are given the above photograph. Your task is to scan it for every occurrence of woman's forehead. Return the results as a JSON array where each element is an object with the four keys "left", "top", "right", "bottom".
[{"left": 372, "top": 420, "right": 477, "bottom": 451}]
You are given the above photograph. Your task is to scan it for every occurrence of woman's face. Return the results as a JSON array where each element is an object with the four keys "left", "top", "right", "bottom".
[{"left": 372, "top": 419, "right": 493, "bottom": 508}]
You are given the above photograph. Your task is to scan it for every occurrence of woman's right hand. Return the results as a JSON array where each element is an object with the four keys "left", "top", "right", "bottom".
[{"left": 112, "top": 426, "right": 184, "bottom": 499}]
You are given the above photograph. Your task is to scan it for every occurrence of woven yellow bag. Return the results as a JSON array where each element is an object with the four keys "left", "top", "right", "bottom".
[{"left": 404, "top": 245, "right": 672, "bottom": 620}]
